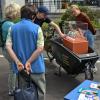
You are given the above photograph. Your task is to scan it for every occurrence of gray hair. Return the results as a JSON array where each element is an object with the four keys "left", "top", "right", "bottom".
[{"left": 5, "top": 3, "right": 20, "bottom": 19}]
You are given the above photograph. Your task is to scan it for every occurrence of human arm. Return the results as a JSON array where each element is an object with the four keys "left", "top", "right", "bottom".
[
  {"left": 5, "top": 28, "right": 24, "bottom": 71},
  {"left": 25, "top": 27, "right": 44, "bottom": 73},
  {"left": 49, "top": 21, "right": 66, "bottom": 38}
]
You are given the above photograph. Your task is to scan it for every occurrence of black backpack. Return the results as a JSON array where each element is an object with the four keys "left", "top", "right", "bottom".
[{"left": 0, "top": 20, "right": 7, "bottom": 47}]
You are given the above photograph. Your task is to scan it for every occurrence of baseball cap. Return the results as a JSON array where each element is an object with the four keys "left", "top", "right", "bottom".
[{"left": 38, "top": 6, "right": 49, "bottom": 15}]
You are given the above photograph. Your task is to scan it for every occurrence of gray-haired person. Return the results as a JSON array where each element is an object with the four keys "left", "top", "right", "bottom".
[{"left": 2, "top": 3, "right": 20, "bottom": 96}]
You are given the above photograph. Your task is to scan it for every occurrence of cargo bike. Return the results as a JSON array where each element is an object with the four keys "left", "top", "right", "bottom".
[{"left": 44, "top": 21, "right": 99, "bottom": 80}]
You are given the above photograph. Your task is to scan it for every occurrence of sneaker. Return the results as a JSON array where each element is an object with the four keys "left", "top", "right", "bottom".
[
  {"left": 8, "top": 91, "right": 14, "bottom": 96},
  {"left": 92, "top": 66, "right": 98, "bottom": 73}
]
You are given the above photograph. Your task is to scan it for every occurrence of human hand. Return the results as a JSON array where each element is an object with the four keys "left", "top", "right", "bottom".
[
  {"left": 25, "top": 62, "right": 31, "bottom": 74},
  {"left": 60, "top": 33, "right": 66, "bottom": 38},
  {"left": 16, "top": 61, "right": 24, "bottom": 71}
]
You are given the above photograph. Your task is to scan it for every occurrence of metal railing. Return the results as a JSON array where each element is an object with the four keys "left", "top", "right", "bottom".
[{"left": 26, "top": 0, "right": 69, "bottom": 13}]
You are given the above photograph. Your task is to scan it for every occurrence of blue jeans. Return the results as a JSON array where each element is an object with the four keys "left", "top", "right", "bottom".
[{"left": 84, "top": 30, "right": 94, "bottom": 49}]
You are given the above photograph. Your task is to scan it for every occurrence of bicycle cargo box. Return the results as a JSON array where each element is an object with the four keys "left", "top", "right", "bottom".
[{"left": 63, "top": 36, "right": 88, "bottom": 54}]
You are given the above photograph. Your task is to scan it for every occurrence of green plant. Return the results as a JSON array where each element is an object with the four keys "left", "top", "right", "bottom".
[
  {"left": 92, "top": 20, "right": 100, "bottom": 29},
  {"left": 61, "top": 8, "right": 75, "bottom": 21},
  {"left": 42, "top": 23, "right": 49, "bottom": 31},
  {"left": 61, "top": 6, "right": 100, "bottom": 29}
]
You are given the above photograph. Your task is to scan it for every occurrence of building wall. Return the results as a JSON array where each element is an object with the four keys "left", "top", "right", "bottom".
[
  {"left": 5, "top": 0, "right": 25, "bottom": 7},
  {"left": 0, "top": 0, "right": 5, "bottom": 19}
]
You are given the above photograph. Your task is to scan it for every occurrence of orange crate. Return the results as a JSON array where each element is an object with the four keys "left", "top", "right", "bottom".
[{"left": 63, "top": 36, "right": 88, "bottom": 54}]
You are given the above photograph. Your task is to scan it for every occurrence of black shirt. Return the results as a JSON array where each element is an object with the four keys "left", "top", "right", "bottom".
[{"left": 34, "top": 17, "right": 51, "bottom": 27}]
